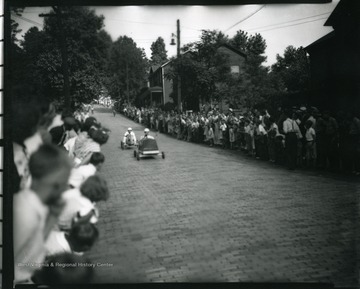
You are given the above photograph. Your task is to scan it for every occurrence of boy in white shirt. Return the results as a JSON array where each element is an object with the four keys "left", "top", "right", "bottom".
[
  {"left": 58, "top": 175, "right": 109, "bottom": 231},
  {"left": 305, "top": 119, "right": 316, "bottom": 167},
  {"left": 68, "top": 152, "right": 105, "bottom": 188},
  {"left": 123, "top": 127, "right": 137, "bottom": 146},
  {"left": 14, "top": 144, "right": 72, "bottom": 284}
]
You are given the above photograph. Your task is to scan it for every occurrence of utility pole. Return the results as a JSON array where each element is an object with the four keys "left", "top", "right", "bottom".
[
  {"left": 170, "top": 19, "right": 182, "bottom": 113},
  {"left": 126, "top": 62, "right": 130, "bottom": 104},
  {"left": 40, "top": 7, "right": 71, "bottom": 110},
  {"left": 176, "top": 19, "right": 182, "bottom": 113}
]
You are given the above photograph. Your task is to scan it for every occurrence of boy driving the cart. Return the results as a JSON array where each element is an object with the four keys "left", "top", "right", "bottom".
[
  {"left": 140, "top": 128, "right": 154, "bottom": 140},
  {"left": 123, "top": 127, "right": 137, "bottom": 146}
]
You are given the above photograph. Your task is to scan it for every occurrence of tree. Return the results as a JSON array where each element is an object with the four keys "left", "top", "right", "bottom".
[
  {"left": 269, "top": 45, "right": 311, "bottom": 107},
  {"left": 228, "top": 30, "right": 270, "bottom": 109},
  {"left": 230, "top": 30, "right": 267, "bottom": 67},
  {"left": 10, "top": 7, "right": 112, "bottom": 107},
  {"left": 10, "top": 7, "right": 112, "bottom": 104},
  {"left": 170, "top": 29, "right": 270, "bottom": 110},
  {"left": 10, "top": 7, "right": 24, "bottom": 44},
  {"left": 107, "top": 36, "right": 148, "bottom": 104},
  {"left": 150, "top": 37, "right": 168, "bottom": 67},
  {"left": 43, "top": 7, "right": 110, "bottom": 105},
  {"left": 20, "top": 27, "right": 57, "bottom": 101},
  {"left": 194, "top": 30, "right": 229, "bottom": 69},
  {"left": 165, "top": 30, "right": 232, "bottom": 111},
  {"left": 271, "top": 45, "right": 310, "bottom": 93},
  {"left": 9, "top": 8, "right": 30, "bottom": 102}
]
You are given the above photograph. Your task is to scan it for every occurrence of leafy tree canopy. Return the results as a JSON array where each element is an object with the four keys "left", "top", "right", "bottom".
[
  {"left": 107, "top": 36, "right": 148, "bottom": 104},
  {"left": 150, "top": 37, "right": 168, "bottom": 67},
  {"left": 271, "top": 45, "right": 310, "bottom": 94},
  {"left": 10, "top": 6, "right": 112, "bottom": 106}
]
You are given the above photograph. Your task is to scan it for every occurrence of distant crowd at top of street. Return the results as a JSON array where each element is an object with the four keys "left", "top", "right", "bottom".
[{"left": 117, "top": 103, "right": 360, "bottom": 174}]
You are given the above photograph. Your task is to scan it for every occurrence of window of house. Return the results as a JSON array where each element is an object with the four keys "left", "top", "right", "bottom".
[{"left": 231, "top": 66, "right": 240, "bottom": 74}]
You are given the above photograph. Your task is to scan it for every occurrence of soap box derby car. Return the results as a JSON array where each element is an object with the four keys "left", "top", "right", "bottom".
[
  {"left": 134, "top": 138, "right": 165, "bottom": 161},
  {"left": 121, "top": 137, "right": 137, "bottom": 150}
]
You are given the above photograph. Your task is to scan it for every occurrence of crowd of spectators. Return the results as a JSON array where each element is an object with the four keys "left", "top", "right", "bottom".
[
  {"left": 12, "top": 100, "right": 110, "bottom": 285},
  {"left": 121, "top": 104, "right": 360, "bottom": 174}
]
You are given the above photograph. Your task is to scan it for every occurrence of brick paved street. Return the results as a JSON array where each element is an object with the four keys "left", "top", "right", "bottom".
[{"left": 87, "top": 106, "right": 359, "bottom": 286}]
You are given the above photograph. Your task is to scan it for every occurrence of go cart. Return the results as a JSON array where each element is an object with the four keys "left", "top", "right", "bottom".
[
  {"left": 134, "top": 138, "right": 165, "bottom": 161},
  {"left": 121, "top": 137, "right": 137, "bottom": 150}
]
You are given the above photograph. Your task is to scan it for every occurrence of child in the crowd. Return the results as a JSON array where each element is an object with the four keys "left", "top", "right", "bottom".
[
  {"left": 24, "top": 101, "right": 57, "bottom": 156},
  {"left": 244, "top": 119, "right": 254, "bottom": 156},
  {"left": 58, "top": 175, "right": 109, "bottom": 231},
  {"left": 45, "top": 221, "right": 99, "bottom": 256},
  {"left": 207, "top": 124, "right": 214, "bottom": 147},
  {"left": 63, "top": 119, "right": 82, "bottom": 159},
  {"left": 255, "top": 118, "right": 268, "bottom": 160},
  {"left": 14, "top": 144, "right": 72, "bottom": 284},
  {"left": 229, "top": 125, "right": 235, "bottom": 150},
  {"left": 49, "top": 116, "right": 77, "bottom": 147},
  {"left": 75, "top": 126, "right": 110, "bottom": 167},
  {"left": 31, "top": 253, "right": 94, "bottom": 284},
  {"left": 12, "top": 100, "right": 42, "bottom": 193},
  {"left": 73, "top": 117, "right": 99, "bottom": 159},
  {"left": 267, "top": 117, "right": 279, "bottom": 163},
  {"left": 305, "top": 119, "right": 317, "bottom": 168},
  {"left": 203, "top": 119, "right": 209, "bottom": 142},
  {"left": 219, "top": 120, "right": 227, "bottom": 148},
  {"left": 68, "top": 152, "right": 105, "bottom": 188}
]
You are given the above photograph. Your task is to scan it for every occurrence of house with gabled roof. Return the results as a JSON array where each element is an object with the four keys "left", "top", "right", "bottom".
[
  {"left": 148, "top": 61, "right": 173, "bottom": 107},
  {"left": 305, "top": 0, "right": 360, "bottom": 110},
  {"left": 217, "top": 43, "right": 247, "bottom": 75},
  {"left": 145, "top": 44, "right": 247, "bottom": 110}
]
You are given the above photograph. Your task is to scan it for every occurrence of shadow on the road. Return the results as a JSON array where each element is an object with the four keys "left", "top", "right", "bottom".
[{"left": 135, "top": 157, "right": 164, "bottom": 161}]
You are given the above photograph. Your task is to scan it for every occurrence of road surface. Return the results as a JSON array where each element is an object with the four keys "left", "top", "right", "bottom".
[{"left": 86, "top": 106, "right": 359, "bottom": 286}]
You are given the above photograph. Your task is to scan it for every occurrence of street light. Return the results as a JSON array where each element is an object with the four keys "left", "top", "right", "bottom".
[{"left": 170, "top": 19, "right": 182, "bottom": 113}]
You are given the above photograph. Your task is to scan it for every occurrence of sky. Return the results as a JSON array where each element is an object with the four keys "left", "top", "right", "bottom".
[{"left": 14, "top": 1, "right": 340, "bottom": 65}]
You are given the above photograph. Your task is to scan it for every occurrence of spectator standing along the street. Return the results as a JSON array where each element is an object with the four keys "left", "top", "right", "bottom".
[
  {"left": 229, "top": 125, "right": 235, "bottom": 150},
  {"left": 283, "top": 111, "right": 301, "bottom": 170},
  {"left": 304, "top": 119, "right": 316, "bottom": 168},
  {"left": 349, "top": 111, "right": 360, "bottom": 174},
  {"left": 267, "top": 117, "right": 278, "bottom": 163},
  {"left": 322, "top": 110, "right": 339, "bottom": 170}
]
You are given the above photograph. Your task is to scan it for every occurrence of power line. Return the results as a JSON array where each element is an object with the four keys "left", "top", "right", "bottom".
[
  {"left": 106, "top": 17, "right": 173, "bottom": 27},
  {"left": 106, "top": 17, "right": 203, "bottom": 33},
  {"left": 182, "top": 25, "right": 202, "bottom": 32},
  {"left": 135, "top": 37, "right": 200, "bottom": 44},
  {"left": 255, "top": 17, "right": 328, "bottom": 33},
  {"left": 11, "top": 13, "right": 43, "bottom": 27},
  {"left": 245, "top": 11, "right": 332, "bottom": 32},
  {"left": 225, "top": 5, "right": 266, "bottom": 32},
  {"left": 133, "top": 36, "right": 198, "bottom": 41},
  {"left": 22, "top": 11, "right": 49, "bottom": 13}
]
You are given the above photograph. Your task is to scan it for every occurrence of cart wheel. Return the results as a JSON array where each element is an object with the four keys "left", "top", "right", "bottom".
[
  {"left": 162, "top": 152, "right": 165, "bottom": 159},
  {"left": 137, "top": 154, "right": 140, "bottom": 161},
  {"left": 121, "top": 141, "right": 124, "bottom": 150},
  {"left": 134, "top": 150, "right": 137, "bottom": 157}
]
